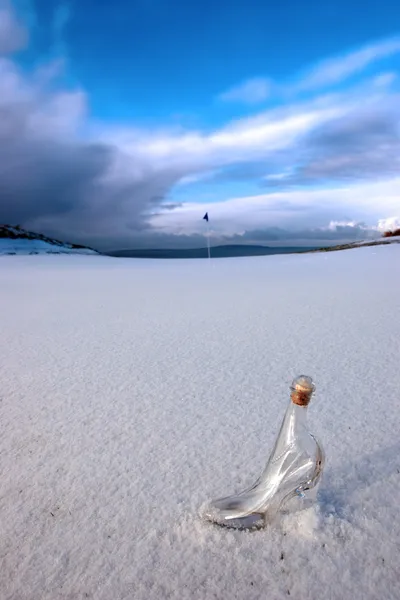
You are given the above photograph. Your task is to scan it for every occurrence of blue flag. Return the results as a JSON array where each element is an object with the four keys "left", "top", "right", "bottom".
[{"left": 203, "top": 212, "right": 209, "bottom": 222}]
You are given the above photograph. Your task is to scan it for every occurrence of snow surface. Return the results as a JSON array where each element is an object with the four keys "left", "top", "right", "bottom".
[
  {"left": 1, "top": 246, "right": 400, "bottom": 600},
  {"left": 0, "top": 238, "right": 97, "bottom": 255}
]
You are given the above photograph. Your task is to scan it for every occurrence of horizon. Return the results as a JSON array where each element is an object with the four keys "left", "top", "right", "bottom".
[
  {"left": 0, "top": 0, "right": 400, "bottom": 250},
  {"left": 2, "top": 222, "right": 389, "bottom": 254}
]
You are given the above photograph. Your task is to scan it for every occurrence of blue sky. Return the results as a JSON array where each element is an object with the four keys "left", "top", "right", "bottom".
[
  {"left": 1, "top": 0, "right": 400, "bottom": 249},
  {"left": 16, "top": 0, "right": 400, "bottom": 124}
]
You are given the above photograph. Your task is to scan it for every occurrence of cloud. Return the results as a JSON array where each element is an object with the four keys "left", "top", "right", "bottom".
[
  {"left": 227, "top": 222, "right": 376, "bottom": 245},
  {"left": 373, "top": 72, "right": 397, "bottom": 87},
  {"left": 0, "top": 51, "right": 185, "bottom": 248},
  {"left": 297, "top": 37, "right": 400, "bottom": 91},
  {"left": 218, "top": 77, "right": 271, "bottom": 105},
  {"left": 121, "top": 221, "right": 379, "bottom": 251},
  {"left": 377, "top": 216, "right": 400, "bottom": 232},
  {"left": 325, "top": 220, "right": 369, "bottom": 231},
  {"left": 0, "top": 2, "right": 399, "bottom": 251},
  {"left": 171, "top": 85, "right": 400, "bottom": 202},
  {"left": 218, "top": 38, "right": 400, "bottom": 107},
  {"left": 131, "top": 98, "right": 348, "bottom": 169},
  {"left": 150, "top": 178, "right": 400, "bottom": 242},
  {"left": 258, "top": 98, "right": 400, "bottom": 187},
  {"left": 0, "top": 2, "right": 27, "bottom": 54}
]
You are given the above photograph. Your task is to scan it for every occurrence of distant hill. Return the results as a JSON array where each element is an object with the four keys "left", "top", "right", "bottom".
[
  {"left": 0, "top": 225, "right": 98, "bottom": 255},
  {"left": 107, "top": 235, "right": 400, "bottom": 259},
  {"left": 106, "top": 244, "right": 319, "bottom": 259}
]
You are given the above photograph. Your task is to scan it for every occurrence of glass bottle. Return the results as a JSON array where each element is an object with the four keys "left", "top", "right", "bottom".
[{"left": 204, "top": 375, "right": 325, "bottom": 529}]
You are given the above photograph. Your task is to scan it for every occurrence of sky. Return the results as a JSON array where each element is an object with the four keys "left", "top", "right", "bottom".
[{"left": 0, "top": 0, "right": 400, "bottom": 250}]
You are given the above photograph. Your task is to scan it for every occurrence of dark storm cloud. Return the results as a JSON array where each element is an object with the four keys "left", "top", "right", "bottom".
[
  {"left": 0, "top": 139, "right": 112, "bottom": 223},
  {"left": 0, "top": 3, "right": 188, "bottom": 249},
  {"left": 0, "top": 54, "right": 185, "bottom": 248},
  {"left": 0, "top": 123, "right": 183, "bottom": 246}
]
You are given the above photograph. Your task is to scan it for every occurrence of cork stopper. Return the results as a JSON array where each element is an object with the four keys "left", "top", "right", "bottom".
[{"left": 290, "top": 375, "right": 315, "bottom": 406}]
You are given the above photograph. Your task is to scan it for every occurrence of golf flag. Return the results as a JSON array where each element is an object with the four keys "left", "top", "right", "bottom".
[{"left": 203, "top": 212, "right": 211, "bottom": 259}]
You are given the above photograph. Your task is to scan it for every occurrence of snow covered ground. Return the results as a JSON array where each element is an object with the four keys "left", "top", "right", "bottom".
[{"left": 1, "top": 246, "right": 399, "bottom": 600}]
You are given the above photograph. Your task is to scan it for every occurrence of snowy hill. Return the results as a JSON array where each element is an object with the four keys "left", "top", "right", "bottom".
[{"left": 0, "top": 225, "right": 98, "bottom": 255}]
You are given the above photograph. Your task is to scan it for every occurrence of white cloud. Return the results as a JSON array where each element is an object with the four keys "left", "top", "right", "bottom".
[
  {"left": 373, "top": 72, "right": 397, "bottom": 87},
  {"left": 33, "top": 57, "right": 66, "bottom": 84},
  {"left": 0, "top": 56, "right": 86, "bottom": 136},
  {"left": 218, "top": 38, "right": 400, "bottom": 105},
  {"left": 150, "top": 179, "right": 400, "bottom": 238},
  {"left": 325, "top": 220, "right": 373, "bottom": 233},
  {"left": 297, "top": 37, "right": 400, "bottom": 91},
  {"left": 377, "top": 216, "right": 400, "bottom": 232},
  {"left": 29, "top": 89, "right": 87, "bottom": 135},
  {"left": 118, "top": 100, "right": 348, "bottom": 171},
  {"left": 218, "top": 77, "right": 271, "bottom": 105}
]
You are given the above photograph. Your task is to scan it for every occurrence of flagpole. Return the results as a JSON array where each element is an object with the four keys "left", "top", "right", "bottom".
[{"left": 203, "top": 212, "right": 211, "bottom": 261}]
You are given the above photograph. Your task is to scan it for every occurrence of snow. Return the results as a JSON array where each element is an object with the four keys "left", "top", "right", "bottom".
[
  {"left": 0, "top": 238, "right": 97, "bottom": 255},
  {"left": 1, "top": 246, "right": 399, "bottom": 600}
]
